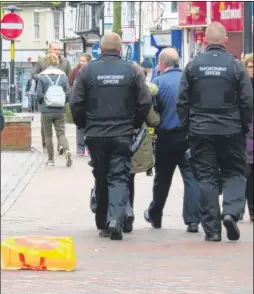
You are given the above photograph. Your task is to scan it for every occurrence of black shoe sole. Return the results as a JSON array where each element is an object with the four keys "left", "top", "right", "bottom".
[
  {"left": 223, "top": 217, "right": 240, "bottom": 241},
  {"left": 108, "top": 223, "right": 123, "bottom": 240},
  {"left": 187, "top": 226, "right": 199, "bottom": 233},
  {"left": 123, "top": 215, "right": 134, "bottom": 233},
  {"left": 144, "top": 211, "right": 161, "bottom": 229},
  {"left": 205, "top": 235, "right": 221, "bottom": 242}
]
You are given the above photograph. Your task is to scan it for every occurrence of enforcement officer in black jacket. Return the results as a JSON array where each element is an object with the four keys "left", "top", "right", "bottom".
[
  {"left": 70, "top": 32, "right": 152, "bottom": 240},
  {"left": 177, "top": 22, "right": 253, "bottom": 242}
]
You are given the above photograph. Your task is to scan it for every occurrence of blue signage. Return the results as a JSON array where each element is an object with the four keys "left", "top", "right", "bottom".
[
  {"left": 125, "top": 45, "right": 132, "bottom": 60},
  {"left": 91, "top": 43, "right": 101, "bottom": 59},
  {"left": 122, "top": 43, "right": 139, "bottom": 62}
]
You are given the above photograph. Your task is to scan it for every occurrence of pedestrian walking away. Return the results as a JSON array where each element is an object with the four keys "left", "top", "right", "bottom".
[
  {"left": 144, "top": 48, "right": 200, "bottom": 233},
  {"left": 123, "top": 65, "right": 160, "bottom": 233},
  {"left": 69, "top": 53, "right": 92, "bottom": 156},
  {"left": 36, "top": 53, "right": 73, "bottom": 167},
  {"left": 32, "top": 41, "right": 72, "bottom": 153},
  {"left": 241, "top": 53, "right": 254, "bottom": 221},
  {"left": 89, "top": 73, "right": 160, "bottom": 234},
  {"left": 70, "top": 32, "right": 152, "bottom": 241},
  {"left": 177, "top": 22, "right": 253, "bottom": 242}
]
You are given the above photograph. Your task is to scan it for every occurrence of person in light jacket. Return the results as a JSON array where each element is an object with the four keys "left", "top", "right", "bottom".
[
  {"left": 36, "top": 53, "right": 72, "bottom": 167},
  {"left": 32, "top": 41, "right": 72, "bottom": 153}
]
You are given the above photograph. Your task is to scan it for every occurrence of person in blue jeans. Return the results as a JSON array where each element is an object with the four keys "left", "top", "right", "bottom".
[{"left": 144, "top": 48, "right": 200, "bottom": 232}]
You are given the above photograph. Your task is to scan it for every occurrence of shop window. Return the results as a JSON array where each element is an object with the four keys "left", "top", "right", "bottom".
[
  {"left": 128, "top": 2, "right": 135, "bottom": 27},
  {"left": 75, "top": 3, "right": 92, "bottom": 32},
  {"left": 34, "top": 11, "right": 40, "bottom": 39},
  {"left": 171, "top": 2, "right": 177, "bottom": 13},
  {"left": 53, "top": 11, "right": 60, "bottom": 40}
]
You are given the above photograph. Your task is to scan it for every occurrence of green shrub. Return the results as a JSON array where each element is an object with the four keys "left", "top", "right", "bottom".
[
  {"left": 65, "top": 103, "right": 74, "bottom": 124},
  {"left": 3, "top": 109, "right": 16, "bottom": 117}
]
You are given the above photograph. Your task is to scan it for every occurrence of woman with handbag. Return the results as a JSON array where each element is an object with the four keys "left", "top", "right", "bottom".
[{"left": 36, "top": 53, "right": 72, "bottom": 167}]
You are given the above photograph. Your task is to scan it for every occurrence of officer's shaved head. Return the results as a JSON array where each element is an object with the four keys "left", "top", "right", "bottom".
[
  {"left": 159, "top": 48, "right": 179, "bottom": 70},
  {"left": 205, "top": 22, "right": 228, "bottom": 45},
  {"left": 101, "top": 32, "right": 122, "bottom": 53}
]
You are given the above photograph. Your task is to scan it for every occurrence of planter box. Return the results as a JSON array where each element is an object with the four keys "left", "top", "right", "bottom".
[{"left": 1, "top": 115, "right": 33, "bottom": 151}]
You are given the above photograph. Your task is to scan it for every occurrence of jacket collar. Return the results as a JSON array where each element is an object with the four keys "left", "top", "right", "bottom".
[
  {"left": 40, "top": 66, "right": 66, "bottom": 75},
  {"left": 100, "top": 51, "right": 121, "bottom": 59},
  {"left": 206, "top": 44, "right": 226, "bottom": 52},
  {"left": 161, "top": 67, "right": 182, "bottom": 76}
]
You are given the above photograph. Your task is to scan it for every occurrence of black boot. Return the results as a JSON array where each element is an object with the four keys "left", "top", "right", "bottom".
[
  {"left": 108, "top": 220, "right": 123, "bottom": 240},
  {"left": 99, "top": 228, "right": 110, "bottom": 238},
  {"left": 205, "top": 234, "right": 221, "bottom": 242},
  {"left": 144, "top": 209, "right": 161, "bottom": 228},
  {"left": 187, "top": 223, "right": 199, "bottom": 233},
  {"left": 223, "top": 214, "right": 240, "bottom": 241},
  {"left": 123, "top": 213, "right": 134, "bottom": 233}
]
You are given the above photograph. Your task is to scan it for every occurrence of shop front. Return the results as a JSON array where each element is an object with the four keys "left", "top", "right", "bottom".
[
  {"left": 178, "top": 1, "right": 208, "bottom": 66},
  {"left": 1, "top": 50, "right": 45, "bottom": 106},
  {"left": 62, "top": 38, "right": 85, "bottom": 68},
  {"left": 211, "top": 1, "right": 245, "bottom": 59},
  {"left": 149, "top": 29, "right": 183, "bottom": 68}
]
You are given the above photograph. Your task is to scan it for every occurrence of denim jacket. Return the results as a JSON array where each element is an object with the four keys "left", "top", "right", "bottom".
[{"left": 36, "top": 66, "right": 70, "bottom": 113}]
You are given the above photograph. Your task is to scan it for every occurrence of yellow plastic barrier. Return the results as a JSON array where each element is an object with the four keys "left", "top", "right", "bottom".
[{"left": 1, "top": 236, "right": 76, "bottom": 271}]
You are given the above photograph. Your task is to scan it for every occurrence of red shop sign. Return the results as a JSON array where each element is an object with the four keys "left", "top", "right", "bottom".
[
  {"left": 194, "top": 31, "right": 205, "bottom": 44},
  {"left": 178, "top": 2, "right": 207, "bottom": 26},
  {"left": 211, "top": 2, "right": 243, "bottom": 32}
]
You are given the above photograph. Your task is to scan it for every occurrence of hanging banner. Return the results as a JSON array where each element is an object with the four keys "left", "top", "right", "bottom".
[
  {"left": 211, "top": 2, "right": 243, "bottom": 32},
  {"left": 178, "top": 2, "right": 207, "bottom": 26}
]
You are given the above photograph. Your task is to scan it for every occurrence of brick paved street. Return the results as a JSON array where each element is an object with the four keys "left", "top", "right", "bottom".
[
  {"left": 1, "top": 149, "right": 44, "bottom": 217},
  {"left": 1, "top": 114, "right": 253, "bottom": 294}
]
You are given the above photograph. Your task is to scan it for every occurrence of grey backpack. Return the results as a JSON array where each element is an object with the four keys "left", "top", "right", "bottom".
[{"left": 44, "top": 74, "right": 66, "bottom": 107}]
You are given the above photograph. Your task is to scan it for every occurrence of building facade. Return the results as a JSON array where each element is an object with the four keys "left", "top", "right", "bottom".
[
  {"left": 1, "top": 2, "right": 65, "bottom": 105},
  {"left": 103, "top": 1, "right": 181, "bottom": 63},
  {"left": 178, "top": 1, "right": 251, "bottom": 66},
  {"left": 1, "top": 1, "right": 183, "bottom": 105}
]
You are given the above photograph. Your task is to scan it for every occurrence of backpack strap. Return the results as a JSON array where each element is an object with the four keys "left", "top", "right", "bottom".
[
  {"left": 55, "top": 75, "right": 62, "bottom": 86},
  {"left": 45, "top": 74, "right": 62, "bottom": 86},
  {"left": 44, "top": 74, "right": 54, "bottom": 85}
]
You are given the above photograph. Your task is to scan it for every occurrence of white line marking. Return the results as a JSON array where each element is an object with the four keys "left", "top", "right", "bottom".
[{"left": 1, "top": 23, "right": 23, "bottom": 29}]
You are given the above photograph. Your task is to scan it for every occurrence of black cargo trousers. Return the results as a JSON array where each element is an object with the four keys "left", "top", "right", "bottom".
[
  {"left": 86, "top": 136, "right": 132, "bottom": 230},
  {"left": 188, "top": 133, "right": 247, "bottom": 236}
]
